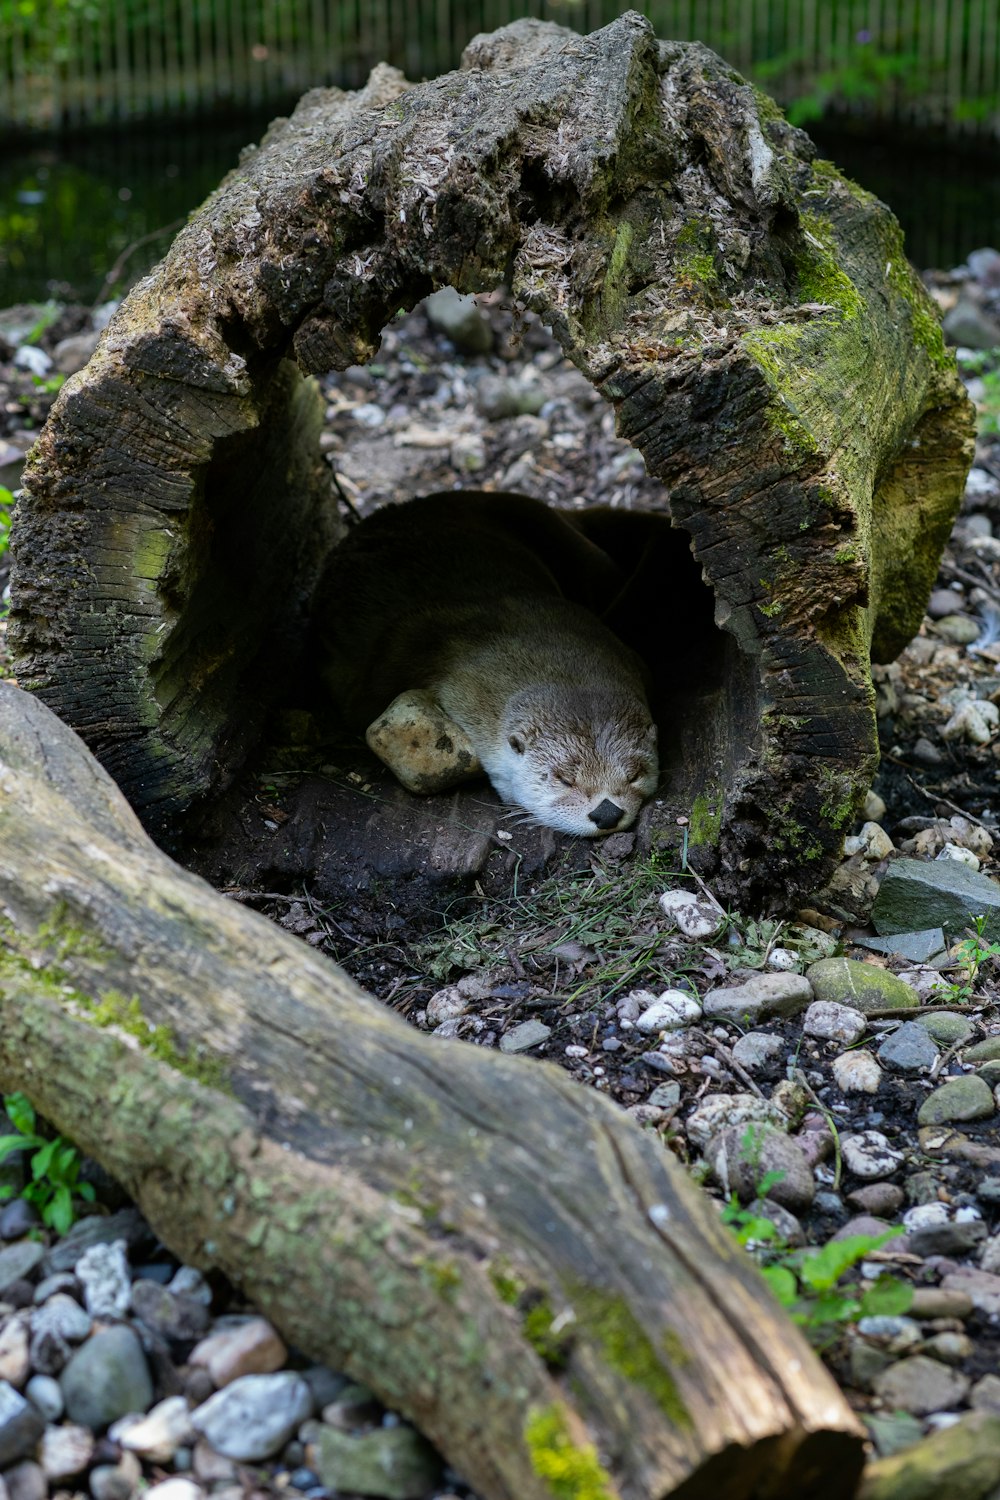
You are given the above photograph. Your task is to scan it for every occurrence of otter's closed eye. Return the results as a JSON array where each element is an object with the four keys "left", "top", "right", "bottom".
[
  {"left": 509, "top": 734, "right": 525, "bottom": 754},
  {"left": 553, "top": 769, "right": 576, "bottom": 787}
]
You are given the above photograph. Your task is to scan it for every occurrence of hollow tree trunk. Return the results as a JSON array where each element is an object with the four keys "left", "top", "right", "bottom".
[
  {"left": 9, "top": 12, "right": 973, "bottom": 906},
  {"left": 0, "top": 681, "right": 865, "bottom": 1500}
]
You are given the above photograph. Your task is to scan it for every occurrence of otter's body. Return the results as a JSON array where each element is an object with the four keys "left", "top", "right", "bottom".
[{"left": 313, "top": 492, "right": 659, "bottom": 835}]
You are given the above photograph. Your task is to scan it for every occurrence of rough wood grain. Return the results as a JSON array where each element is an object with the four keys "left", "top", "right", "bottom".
[
  {"left": 0, "top": 681, "right": 864, "bottom": 1500},
  {"left": 9, "top": 12, "right": 973, "bottom": 903}
]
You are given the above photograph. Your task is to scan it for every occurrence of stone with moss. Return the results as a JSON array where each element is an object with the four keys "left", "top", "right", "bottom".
[{"left": 806, "top": 957, "right": 919, "bottom": 1014}]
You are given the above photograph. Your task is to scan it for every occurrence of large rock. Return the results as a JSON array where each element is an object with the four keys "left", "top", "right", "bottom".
[
  {"left": 806, "top": 957, "right": 919, "bottom": 1013},
  {"left": 59, "top": 1327, "right": 154, "bottom": 1429},
  {"left": 872, "top": 857, "right": 1000, "bottom": 939},
  {"left": 314, "top": 1425, "right": 442, "bottom": 1500}
]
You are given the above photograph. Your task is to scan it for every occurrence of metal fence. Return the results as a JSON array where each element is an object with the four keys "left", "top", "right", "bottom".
[{"left": 1, "top": 0, "right": 998, "bottom": 135}]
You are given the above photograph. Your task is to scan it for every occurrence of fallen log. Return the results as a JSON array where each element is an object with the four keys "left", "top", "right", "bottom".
[
  {"left": 8, "top": 12, "right": 974, "bottom": 907},
  {"left": 0, "top": 681, "right": 864, "bottom": 1499}
]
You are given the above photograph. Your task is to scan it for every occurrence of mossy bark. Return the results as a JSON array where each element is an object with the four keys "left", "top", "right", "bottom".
[
  {"left": 9, "top": 13, "right": 973, "bottom": 899},
  {"left": 0, "top": 681, "right": 864, "bottom": 1500}
]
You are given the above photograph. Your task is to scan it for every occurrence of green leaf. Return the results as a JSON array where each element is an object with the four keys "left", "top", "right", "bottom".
[
  {"left": 4, "top": 1092, "right": 36, "bottom": 1135},
  {"left": 760, "top": 1264, "right": 798, "bottom": 1306},
  {"left": 77, "top": 1181, "right": 96, "bottom": 1202},
  {"left": 0, "top": 1133, "right": 38, "bottom": 1160},
  {"left": 30, "top": 1140, "right": 57, "bottom": 1180},
  {"left": 46, "top": 1184, "right": 73, "bottom": 1236},
  {"left": 860, "top": 1275, "right": 913, "bottom": 1319},
  {"left": 797, "top": 1230, "right": 899, "bottom": 1293}
]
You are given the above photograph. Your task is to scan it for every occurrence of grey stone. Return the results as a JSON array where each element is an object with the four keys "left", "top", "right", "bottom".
[
  {"left": 645, "top": 1082, "right": 682, "bottom": 1108},
  {"left": 89, "top": 1462, "right": 139, "bottom": 1500},
  {"left": 927, "top": 588, "right": 966, "bottom": 619},
  {"left": 42, "top": 1208, "right": 149, "bottom": 1276},
  {"left": 423, "top": 287, "right": 492, "bottom": 354},
  {"left": 934, "top": 613, "right": 981, "bottom": 645},
  {"left": 24, "top": 1373, "right": 62, "bottom": 1421},
  {"left": 475, "top": 373, "right": 546, "bottom": 420},
  {"left": 977, "top": 1177, "right": 1000, "bottom": 1205},
  {"left": 30, "top": 1292, "right": 92, "bottom": 1344},
  {"left": 130, "top": 1281, "right": 211, "bottom": 1343},
  {"left": 920, "top": 1331, "right": 974, "bottom": 1364},
  {"left": 871, "top": 1354, "right": 970, "bottom": 1415},
  {"left": 971, "top": 1373, "right": 1000, "bottom": 1412},
  {"left": 847, "top": 1182, "right": 905, "bottom": 1216},
  {"left": 32, "top": 1273, "right": 78, "bottom": 1304},
  {"left": 917, "top": 1012, "right": 975, "bottom": 1045},
  {"left": 877, "top": 1022, "right": 940, "bottom": 1072},
  {"left": 77, "top": 1241, "right": 131, "bottom": 1319},
  {"left": 806, "top": 957, "right": 919, "bottom": 1013},
  {"left": 0, "top": 1201, "right": 40, "bottom": 1240},
  {"left": 52, "top": 331, "right": 100, "bottom": 375},
  {"left": 917, "top": 1075, "right": 995, "bottom": 1125},
  {"left": 499, "top": 1020, "right": 551, "bottom": 1053},
  {"left": 190, "top": 1372, "right": 313, "bottom": 1460},
  {"left": 701, "top": 972, "right": 812, "bottom": 1025},
  {"left": 909, "top": 1286, "right": 974, "bottom": 1319},
  {"left": 863, "top": 1410, "right": 925, "bottom": 1458},
  {"left": 731, "top": 1032, "right": 785, "bottom": 1071},
  {"left": 3, "top": 1463, "right": 45, "bottom": 1500},
  {"left": 0, "top": 1244, "right": 43, "bottom": 1295},
  {"left": 975, "top": 1060, "right": 1000, "bottom": 1087},
  {"left": 709, "top": 1125, "right": 815, "bottom": 1212},
  {"left": 857, "top": 928, "right": 946, "bottom": 963},
  {"left": 0, "top": 1381, "right": 44, "bottom": 1466},
  {"left": 907, "top": 1219, "right": 987, "bottom": 1257},
  {"left": 314, "top": 1425, "right": 442, "bottom": 1500},
  {"left": 60, "top": 1326, "right": 154, "bottom": 1429},
  {"left": 872, "top": 856, "right": 1000, "bottom": 941},
  {"left": 299, "top": 1365, "right": 349, "bottom": 1410},
  {"left": 744, "top": 1198, "right": 805, "bottom": 1246},
  {"left": 685, "top": 1093, "right": 786, "bottom": 1152},
  {"left": 943, "top": 297, "right": 1000, "bottom": 348}
]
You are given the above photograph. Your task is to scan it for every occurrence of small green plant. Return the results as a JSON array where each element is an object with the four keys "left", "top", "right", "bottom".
[
  {"left": 943, "top": 913, "right": 1000, "bottom": 1002},
  {"left": 722, "top": 1198, "right": 910, "bottom": 1342},
  {"left": 0, "top": 1092, "right": 95, "bottom": 1235},
  {"left": 0, "top": 486, "right": 13, "bottom": 559},
  {"left": 30, "top": 372, "right": 65, "bottom": 397}
]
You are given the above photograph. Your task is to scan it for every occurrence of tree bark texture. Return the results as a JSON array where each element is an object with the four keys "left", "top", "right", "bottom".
[
  {"left": 0, "top": 681, "right": 865, "bottom": 1500},
  {"left": 9, "top": 12, "right": 974, "bottom": 904}
]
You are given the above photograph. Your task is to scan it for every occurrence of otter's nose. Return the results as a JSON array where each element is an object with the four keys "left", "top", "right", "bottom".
[{"left": 588, "top": 798, "right": 624, "bottom": 830}]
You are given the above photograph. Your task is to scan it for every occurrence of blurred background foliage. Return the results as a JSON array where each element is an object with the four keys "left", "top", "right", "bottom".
[{"left": 1, "top": 1, "right": 998, "bottom": 304}]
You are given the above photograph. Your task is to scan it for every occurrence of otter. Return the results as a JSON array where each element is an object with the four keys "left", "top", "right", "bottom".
[{"left": 312, "top": 491, "right": 659, "bottom": 836}]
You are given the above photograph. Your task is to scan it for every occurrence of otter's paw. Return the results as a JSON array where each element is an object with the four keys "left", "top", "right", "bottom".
[{"left": 366, "top": 690, "right": 482, "bottom": 794}]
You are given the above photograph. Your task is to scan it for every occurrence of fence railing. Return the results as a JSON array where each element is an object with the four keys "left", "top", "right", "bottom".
[{"left": 1, "top": 1, "right": 997, "bottom": 136}]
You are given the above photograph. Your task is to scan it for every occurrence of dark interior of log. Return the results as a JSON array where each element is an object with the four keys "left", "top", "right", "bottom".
[{"left": 171, "top": 300, "right": 760, "bottom": 914}]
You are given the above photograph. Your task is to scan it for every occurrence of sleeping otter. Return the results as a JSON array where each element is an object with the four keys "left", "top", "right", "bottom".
[{"left": 312, "top": 491, "right": 659, "bottom": 835}]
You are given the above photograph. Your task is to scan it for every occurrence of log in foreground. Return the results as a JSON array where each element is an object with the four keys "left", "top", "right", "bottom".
[
  {"left": 8, "top": 12, "right": 974, "bottom": 906},
  {"left": 0, "top": 683, "right": 864, "bottom": 1500}
]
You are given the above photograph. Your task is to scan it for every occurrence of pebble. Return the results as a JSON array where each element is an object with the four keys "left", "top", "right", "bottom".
[
  {"left": 731, "top": 1032, "right": 785, "bottom": 1071},
  {"left": 24, "top": 1373, "right": 62, "bottom": 1421},
  {"left": 76, "top": 1241, "right": 132, "bottom": 1319},
  {"left": 144, "top": 1480, "right": 203, "bottom": 1500},
  {"left": 30, "top": 1292, "right": 92, "bottom": 1344},
  {"left": 806, "top": 957, "right": 919, "bottom": 1013},
  {"left": 917, "top": 1012, "right": 974, "bottom": 1045},
  {"left": 635, "top": 991, "right": 702, "bottom": 1033},
  {"left": 840, "top": 1131, "right": 905, "bottom": 1179},
  {"left": 971, "top": 1373, "right": 1000, "bottom": 1412},
  {"left": 90, "top": 1452, "right": 142, "bottom": 1500},
  {"left": 60, "top": 1325, "right": 154, "bottom": 1429},
  {"left": 0, "top": 1381, "right": 44, "bottom": 1466},
  {"left": 423, "top": 287, "right": 492, "bottom": 354},
  {"left": 313, "top": 1424, "right": 442, "bottom": 1500},
  {"left": 920, "top": 1331, "right": 974, "bottom": 1364},
  {"left": 965, "top": 1037, "right": 1000, "bottom": 1062},
  {"left": 425, "top": 987, "right": 469, "bottom": 1025},
  {"left": 3, "top": 1462, "right": 45, "bottom": 1500},
  {"left": 877, "top": 1022, "right": 940, "bottom": 1072},
  {"left": 39, "top": 1422, "right": 94, "bottom": 1479},
  {"left": 803, "top": 1000, "right": 867, "bottom": 1045},
  {"left": 701, "top": 972, "right": 813, "bottom": 1025},
  {"left": 188, "top": 1316, "right": 287, "bottom": 1386},
  {"left": 871, "top": 1354, "right": 970, "bottom": 1415},
  {"left": 498, "top": 1019, "right": 551, "bottom": 1053},
  {"left": 658, "top": 888, "right": 725, "bottom": 939},
  {"left": 130, "top": 1280, "right": 211, "bottom": 1342},
  {"left": 112, "top": 1395, "right": 195, "bottom": 1463},
  {"left": 709, "top": 1126, "right": 815, "bottom": 1212},
  {"left": 846, "top": 1182, "right": 905, "bottom": 1216},
  {"left": 0, "top": 1318, "right": 29, "bottom": 1387},
  {"left": 0, "top": 1202, "right": 40, "bottom": 1240},
  {"left": 0, "top": 1245, "right": 43, "bottom": 1296},
  {"left": 909, "top": 1286, "right": 973, "bottom": 1319},
  {"left": 831, "top": 1050, "right": 882, "bottom": 1094},
  {"left": 940, "top": 1267, "right": 1000, "bottom": 1315},
  {"left": 190, "top": 1372, "right": 313, "bottom": 1460},
  {"left": 685, "top": 1093, "right": 786, "bottom": 1152},
  {"left": 917, "top": 1075, "right": 995, "bottom": 1125}
]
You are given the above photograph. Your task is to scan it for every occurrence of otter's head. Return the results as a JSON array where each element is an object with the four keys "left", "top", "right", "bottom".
[{"left": 485, "top": 688, "right": 659, "bottom": 836}]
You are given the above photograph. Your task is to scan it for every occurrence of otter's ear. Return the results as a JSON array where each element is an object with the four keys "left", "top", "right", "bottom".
[{"left": 508, "top": 733, "right": 526, "bottom": 755}]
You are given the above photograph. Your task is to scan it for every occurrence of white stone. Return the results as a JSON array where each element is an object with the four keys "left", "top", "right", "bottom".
[
  {"left": 857, "top": 821, "right": 894, "bottom": 860},
  {"left": 13, "top": 346, "right": 51, "bottom": 378},
  {"left": 903, "top": 1202, "right": 950, "bottom": 1231},
  {"left": 112, "top": 1396, "right": 194, "bottom": 1463},
  {"left": 831, "top": 1050, "right": 882, "bottom": 1094},
  {"left": 168, "top": 1267, "right": 213, "bottom": 1306},
  {"left": 425, "top": 987, "right": 469, "bottom": 1026},
  {"left": 635, "top": 991, "right": 702, "bottom": 1034},
  {"left": 897, "top": 966, "right": 954, "bottom": 1000},
  {"left": 767, "top": 947, "right": 799, "bottom": 971},
  {"left": 841, "top": 1130, "right": 905, "bottom": 1179},
  {"left": 658, "top": 888, "right": 725, "bottom": 939},
  {"left": 731, "top": 1032, "right": 785, "bottom": 1071},
  {"left": 29, "top": 1293, "right": 91, "bottom": 1344},
  {"left": 802, "top": 1000, "right": 867, "bottom": 1045},
  {"left": 941, "top": 702, "right": 996, "bottom": 744},
  {"left": 39, "top": 1423, "right": 94, "bottom": 1480},
  {"left": 937, "top": 842, "right": 981, "bottom": 870},
  {"left": 76, "top": 1241, "right": 130, "bottom": 1319},
  {"left": 685, "top": 1093, "right": 785, "bottom": 1152},
  {"left": 190, "top": 1373, "right": 313, "bottom": 1461},
  {"left": 143, "top": 1481, "right": 203, "bottom": 1500},
  {"left": 864, "top": 790, "right": 887, "bottom": 823}
]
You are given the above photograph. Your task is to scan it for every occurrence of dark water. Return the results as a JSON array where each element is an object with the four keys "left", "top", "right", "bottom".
[{"left": 0, "top": 113, "right": 996, "bottom": 309}]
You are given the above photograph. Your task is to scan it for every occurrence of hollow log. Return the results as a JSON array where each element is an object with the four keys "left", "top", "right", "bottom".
[
  {"left": 0, "top": 681, "right": 865, "bottom": 1500},
  {"left": 8, "top": 12, "right": 973, "bottom": 905}
]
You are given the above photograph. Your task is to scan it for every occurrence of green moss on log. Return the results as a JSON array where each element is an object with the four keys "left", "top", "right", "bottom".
[{"left": 524, "top": 1405, "right": 615, "bottom": 1500}]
